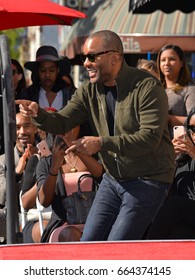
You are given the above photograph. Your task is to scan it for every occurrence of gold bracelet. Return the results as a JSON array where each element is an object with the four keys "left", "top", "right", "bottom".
[{"left": 48, "top": 170, "right": 58, "bottom": 176}]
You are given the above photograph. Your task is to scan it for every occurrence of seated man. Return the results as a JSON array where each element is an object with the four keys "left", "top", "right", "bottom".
[{"left": 0, "top": 112, "right": 39, "bottom": 243}]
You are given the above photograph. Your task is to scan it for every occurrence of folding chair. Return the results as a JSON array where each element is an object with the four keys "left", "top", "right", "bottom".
[
  {"left": 19, "top": 191, "right": 52, "bottom": 235},
  {"left": 36, "top": 196, "right": 52, "bottom": 235}
]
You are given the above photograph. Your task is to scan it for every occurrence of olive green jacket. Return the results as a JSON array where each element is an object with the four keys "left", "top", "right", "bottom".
[{"left": 33, "top": 61, "right": 175, "bottom": 183}]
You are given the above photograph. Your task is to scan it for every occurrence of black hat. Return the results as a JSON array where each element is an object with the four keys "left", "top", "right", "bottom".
[{"left": 24, "top": 45, "right": 63, "bottom": 71}]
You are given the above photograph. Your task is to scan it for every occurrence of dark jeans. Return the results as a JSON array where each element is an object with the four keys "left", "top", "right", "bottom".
[{"left": 81, "top": 173, "right": 170, "bottom": 241}]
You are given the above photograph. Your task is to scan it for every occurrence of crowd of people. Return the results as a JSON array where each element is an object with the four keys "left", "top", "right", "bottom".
[{"left": 1, "top": 29, "right": 195, "bottom": 244}]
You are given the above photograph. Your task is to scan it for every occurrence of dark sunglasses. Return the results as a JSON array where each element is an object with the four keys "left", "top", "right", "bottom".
[
  {"left": 187, "top": 125, "right": 195, "bottom": 134},
  {"left": 80, "top": 50, "right": 118, "bottom": 63},
  {"left": 12, "top": 69, "right": 18, "bottom": 76}
]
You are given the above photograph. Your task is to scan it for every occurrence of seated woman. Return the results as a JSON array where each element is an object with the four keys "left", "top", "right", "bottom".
[
  {"left": 37, "top": 125, "right": 104, "bottom": 242},
  {"left": 148, "top": 107, "right": 195, "bottom": 239},
  {"left": 21, "top": 132, "right": 52, "bottom": 243}
]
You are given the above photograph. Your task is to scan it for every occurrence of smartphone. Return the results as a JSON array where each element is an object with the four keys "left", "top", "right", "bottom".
[
  {"left": 173, "top": 126, "right": 185, "bottom": 139},
  {"left": 36, "top": 140, "right": 52, "bottom": 156},
  {"left": 54, "top": 136, "right": 67, "bottom": 149},
  {"left": 54, "top": 135, "right": 65, "bottom": 145}
]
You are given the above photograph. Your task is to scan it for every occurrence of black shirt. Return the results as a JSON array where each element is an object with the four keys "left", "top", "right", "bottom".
[{"left": 104, "top": 85, "right": 117, "bottom": 136}]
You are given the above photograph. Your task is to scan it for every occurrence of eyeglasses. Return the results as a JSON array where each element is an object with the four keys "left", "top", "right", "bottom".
[
  {"left": 12, "top": 69, "right": 18, "bottom": 76},
  {"left": 187, "top": 125, "right": 195, "bottom": 134},
  {"left": 80, "top": 50, "right": 119, "bottom": 63}
]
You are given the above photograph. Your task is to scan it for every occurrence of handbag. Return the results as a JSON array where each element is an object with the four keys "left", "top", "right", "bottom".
[
  {"left": 62, "top": 173, "right": 99, "bottom": 225},
  {"left": 61, "top": 171, "right": 92, "bottom": 196}
]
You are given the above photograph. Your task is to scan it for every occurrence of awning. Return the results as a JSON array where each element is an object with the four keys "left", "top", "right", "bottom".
[
  {"left": 64, "top": 0, "right": 195, "bottom": 59},
  {"left": 129, "top": 0, "right": 195, "bottom": 14}
]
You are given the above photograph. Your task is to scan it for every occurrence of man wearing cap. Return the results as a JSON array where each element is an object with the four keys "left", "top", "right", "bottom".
[{"left": 19, "top": 46, "right": 76, "bottom": 112}]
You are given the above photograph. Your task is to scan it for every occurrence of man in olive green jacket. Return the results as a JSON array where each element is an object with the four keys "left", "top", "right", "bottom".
[{"left": 16, "top": 30, "right": 175, "bottom": 241}]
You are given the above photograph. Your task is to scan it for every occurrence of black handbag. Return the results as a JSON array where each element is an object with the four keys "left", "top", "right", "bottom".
[{"left": 63, "top": 173, "right": 99, "bottom": 224}]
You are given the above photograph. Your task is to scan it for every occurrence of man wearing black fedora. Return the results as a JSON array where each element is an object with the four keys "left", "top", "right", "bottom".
[{"left": 19, "top": 45, "right": 76, "bottom": 112}]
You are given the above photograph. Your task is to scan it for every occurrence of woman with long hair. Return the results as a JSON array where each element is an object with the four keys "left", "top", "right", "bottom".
[{"left": 157, "top": 44, "right": 195, "bottom": 138}]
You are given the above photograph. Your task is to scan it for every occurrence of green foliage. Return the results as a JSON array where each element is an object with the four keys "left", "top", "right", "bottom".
[{"left": 0, "top": 28, "right": 25, "bottom": 59}]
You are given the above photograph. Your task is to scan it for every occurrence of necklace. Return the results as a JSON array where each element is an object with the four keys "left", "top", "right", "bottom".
[{"left": 64, "top": 154, "right": 78, "bottom": 172}]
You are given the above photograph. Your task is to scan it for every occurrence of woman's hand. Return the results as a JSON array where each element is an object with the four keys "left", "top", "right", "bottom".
[
  {"left": 172, "top": 135, "right": 195, "bottom": 159},
  {"left": 49, "top": 136, "right": 66, "bottom": 174}
]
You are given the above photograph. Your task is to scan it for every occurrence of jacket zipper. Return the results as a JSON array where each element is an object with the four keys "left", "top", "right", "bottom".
[{"left": 114, "top": 84, "right": 123, "bottom": 179}]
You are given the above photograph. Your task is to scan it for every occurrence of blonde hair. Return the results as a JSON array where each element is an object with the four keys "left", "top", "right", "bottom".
[{"left": 137, "top": 59, "right": 158, "bottom": 76}]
